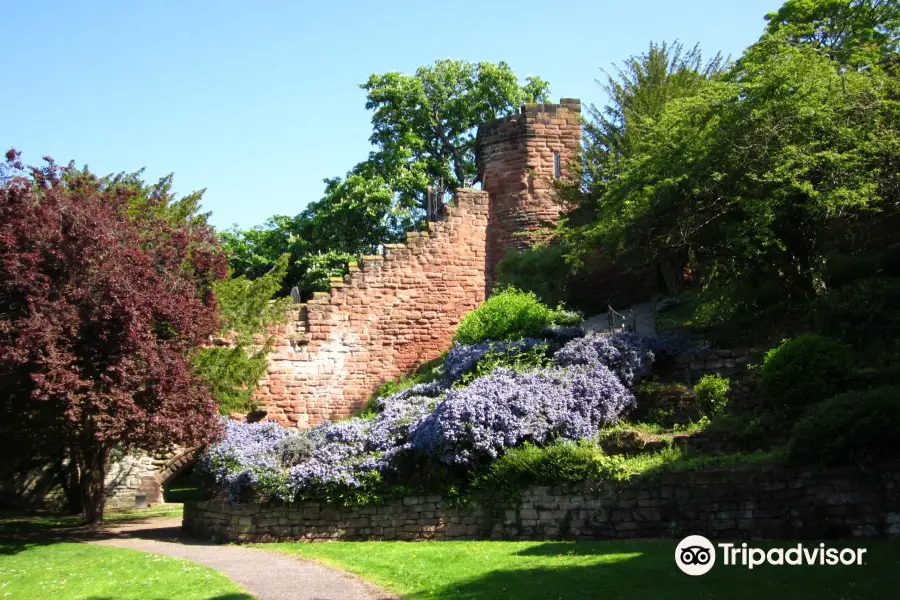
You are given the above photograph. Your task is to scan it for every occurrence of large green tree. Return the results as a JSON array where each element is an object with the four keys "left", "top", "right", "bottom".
[
  {"left": 564, "top": 0, "right": 899, "bottom": 321},
  {"left": 764, "top": 0, "right": 899, "bottom": 68},
  {"left": 362, "top": 59, "right": 550, "bottom": 196},
  {"left": 554, "top": 41, "right": 726, "bottom": 293},
  {"left": 225, "top": 60, "right": 550, "bottom": 298}
]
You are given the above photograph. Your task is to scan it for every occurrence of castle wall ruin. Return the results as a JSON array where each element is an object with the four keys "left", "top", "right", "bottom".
[{"left": 254, "top": 100, "right": 583, "bottom": 427}]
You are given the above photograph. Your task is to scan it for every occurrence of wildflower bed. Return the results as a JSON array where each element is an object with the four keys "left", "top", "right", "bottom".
[{"left": 196, "top": 327, "right": 703, "bottom": 506}]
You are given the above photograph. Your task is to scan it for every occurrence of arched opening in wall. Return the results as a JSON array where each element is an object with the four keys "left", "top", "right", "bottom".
[{"left": 158, "top": 448, "right": 205, "bottom": 504}]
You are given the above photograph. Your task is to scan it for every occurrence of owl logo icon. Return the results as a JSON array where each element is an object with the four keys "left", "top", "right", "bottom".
[{"left": 675, "top": 535, "right": 716, "bottom": 575}]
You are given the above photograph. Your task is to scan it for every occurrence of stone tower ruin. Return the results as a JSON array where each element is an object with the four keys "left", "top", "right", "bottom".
[
  {"left": 477, "top": 99, "right": 582, "bottom": 285},
  {"left": 253, "top": 99, "right": 582, "bottom": 427}
]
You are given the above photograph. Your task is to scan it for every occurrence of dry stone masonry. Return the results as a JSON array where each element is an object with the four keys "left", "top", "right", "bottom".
[
  {"left": 254, "top": 101, "right": 582, "bottom": 427},
  {"left": 184, "top": 466, "right": 900, "bottom": 542},
  {"left": 104, "top": 447, "right": 197, "bottom": 510}
]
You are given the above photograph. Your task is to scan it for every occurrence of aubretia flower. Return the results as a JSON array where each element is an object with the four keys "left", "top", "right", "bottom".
[
  {"left": 444, "top": 338, "right": 546, "bottom": 381},
  {"left": 197, "top": 418, "right": 294, "bottom": 501},
  {"left": 407, "top": 364, "right": 634, "bottom": 465},
  {"left": 553, "top": 331, "right": 654, "bottom": 385}
]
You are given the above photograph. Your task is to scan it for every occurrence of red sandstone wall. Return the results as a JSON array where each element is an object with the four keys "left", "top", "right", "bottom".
[
  {"left": 255, "top": 190, "right": 490, "bottom": 427},
  {"left": 477, "top": 99, "right": 582, "bottom": 285}
]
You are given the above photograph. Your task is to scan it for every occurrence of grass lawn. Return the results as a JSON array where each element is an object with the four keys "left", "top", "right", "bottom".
[
  {"left": 0, "top": 504, "right": 184, "bottom": 539},
  {"left": 267, "top": 539, "right": 900, "bottom": 600},
  {"left": 0, "top": 542, "right": 251, "bottom": 600}
]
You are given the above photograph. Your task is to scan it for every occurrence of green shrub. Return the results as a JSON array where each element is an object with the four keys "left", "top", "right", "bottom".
[
  {"left": 453, "top": 289, "right": 556, "bottom": 345},
  {"left": 815, "top": 277, "right": 900, "bottom": 366},
  {"left": 495, "top": 245, "right": 569, "bottom": 308},
  {"left": 787, "top": 386, "right": 900, "bottom": 467},
  {"left": 550, "top": 308, "right": 583, "bottom": 327},
  {"left": 757, "top": 334, "right": 852, "bottom": 413},
  {"left": 481, "top": 441, "right": 628, "bottom": 489},
  {"left": 454, "top": 342, "right": 552, "bottom": 387},
  {"left": 632, "top": 380, "right": 697, "bottom": 427},
  {"left": 694, "top": 374, "right": 730, "bottom": 417},
  {"left": 277, "top": 435, "right": 316, "bottom": 467}
]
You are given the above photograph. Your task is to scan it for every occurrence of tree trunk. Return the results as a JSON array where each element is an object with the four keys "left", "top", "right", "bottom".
[
  {"left": 79, "top": 445, "right": 109, "bottom": 524},
  {"left": 54, "top": 451, "right": 82, "bottom": 514}
]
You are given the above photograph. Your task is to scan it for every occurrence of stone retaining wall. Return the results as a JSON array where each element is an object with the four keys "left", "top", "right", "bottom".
[
  {"left": 184, "top": 466, "right": 900, "bottom": 543},
  {"left": 670, "top": 348, "right": 763, "bottom": 410}
]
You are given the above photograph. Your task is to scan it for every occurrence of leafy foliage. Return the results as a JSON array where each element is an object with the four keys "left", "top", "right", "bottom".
[
  {"left": 788, "top": 385, "right": 900, "bottom": 466},
  {"left": 694, "top": 374, "right": 730, "bottom": 417},
  {"left": 495, "top": 245, "right": 570, "bottom": 308},
  {"left": 764, "top": 0, "right": 900, "bottom": 68},
  {"left": 0, "top": 153, "right": 226, "bottom": 522},
  {"left": 362, "top": 59, "right": 550, "bottom": 194},
  {"left": 560, "top": 2, "right": 899, "bottom": 325},
  {"left": 223, "top": 60, "right": 550, "bottom": 299},
  {"left": 757, "top": 334, "right": 853, "bottom": 413},
  {"left": 453, "top": 342, "right": 552, "bottom": 388},
  {"left": 443, "top": 338, "right": 549, "bottom": 382},
  {"left": 192, "top": 254, "right": 291, "bottom": 414},
  {"left": 814, "top": 276, "right": 900, "bottom": 365},
  {"left": 453, "top": 289, "right": 559, "bottom": 345},
  {"left": 481, "top": 440, "right": 628, "bottom": 489}
]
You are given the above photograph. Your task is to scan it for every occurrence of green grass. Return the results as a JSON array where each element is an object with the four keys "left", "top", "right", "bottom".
[
  {"left": 0, "top": 505, "right": 184, "bottom": 540},
  {"left": 0, "top": 542, "right": 252, "bottom": 599},
  {"left": 267, "top": 539, "right": 900, "bottom": 600},
  {"left": 165, "top": 471, "right": 207, "bottom": 503},
  {"left": 602, "top": 418, "right": 710, "bottom": 437}
]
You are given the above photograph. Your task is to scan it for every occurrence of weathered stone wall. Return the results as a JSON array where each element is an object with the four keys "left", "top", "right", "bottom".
[
  {"left": 184, "top": 466, "right": 900, "bottom": 542},
  {"left": 477, "top": 99, "right": 582, "bottom": 285},
  {"left": 1, "top": 447, "right": 195, "bottom": 512},
  {"left": 252, "top": 100, "right": 586, "bottom": 427},
  {"left": 104, "top": 447, "right": 197, "bottom": 510},
  {"left": 667, "top": 348, "right": 763, "bottom": 411},
  {"left": 255, "top": 190, "right": 490, "bottom": 427}
]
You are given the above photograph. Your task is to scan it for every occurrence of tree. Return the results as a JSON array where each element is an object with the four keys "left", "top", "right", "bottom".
[
  {"left": 556, "top": 41, "right": 726, "bottom": 292},
  {"left": 224, "top": 60, "right": 551, "bottom": 298},
  {"left": 764, "top": 0, "right": 899, "bottom": 68},
  {"left": 361, "top": 59, "right": 550, "bottom": 199},
  {"left": 193, "top": 254, "right": 292, "bottom": 415},
  {"left": 0, "top": 151, "right": 227, "bottom": 523},
  {"left": 574, "top": 21, "right": 897, "bottom": 315}
]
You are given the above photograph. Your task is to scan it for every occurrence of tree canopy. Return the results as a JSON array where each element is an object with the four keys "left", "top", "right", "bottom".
[
  {"left": 556, "top": 0, "right": 899, "bottom": 319},
  {"left": 223, "top": 60, "right": 550, "bottom": 298},
  {"left": 0, "top": 151, "right": 228, "bottom": 522}
]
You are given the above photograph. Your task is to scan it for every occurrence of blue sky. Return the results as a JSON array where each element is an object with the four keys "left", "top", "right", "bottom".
[{"left": 3, "top": 1, "right": 783, "bottom": 230}]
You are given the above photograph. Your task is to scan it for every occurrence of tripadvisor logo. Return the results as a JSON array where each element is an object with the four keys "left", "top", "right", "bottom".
[
  {"left": 675, "top": 535, "right": 716, "bottom": 576},
  {"left": 675, "top": 536, "right": 868, "bottom": 576}
]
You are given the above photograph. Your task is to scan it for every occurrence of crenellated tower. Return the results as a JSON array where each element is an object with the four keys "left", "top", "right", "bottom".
[{"left": 476, "top": 98, "right": 582, "bottom": 286}]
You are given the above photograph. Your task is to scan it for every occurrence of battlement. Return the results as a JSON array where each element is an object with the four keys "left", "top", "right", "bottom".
[
  {"left": 476, "top": 99, "right": 581, "bottom": 285},
  {"left": 253, "top": 100, "right": 581, "bottom": 427}
]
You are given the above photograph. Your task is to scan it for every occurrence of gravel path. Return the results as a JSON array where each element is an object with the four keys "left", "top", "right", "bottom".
[{"left": 84, "top": 517, "right": 396, "bottom": 600}]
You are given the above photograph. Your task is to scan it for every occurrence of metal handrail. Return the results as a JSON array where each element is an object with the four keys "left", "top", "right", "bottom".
[{"left": 607, "top": 296, "right": 636, "bottom": 334}]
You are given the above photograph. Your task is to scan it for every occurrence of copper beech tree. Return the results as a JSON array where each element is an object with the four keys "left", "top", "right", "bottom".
[{"left": 0, "top": 150, "right": 226, "bottom": 523}]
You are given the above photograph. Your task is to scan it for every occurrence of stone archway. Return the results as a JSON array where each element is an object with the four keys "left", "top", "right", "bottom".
[
  {"left": 103, "top": 446, "right": 202, "bottom": 510},
  {"left": 154, "top": 446, "right": 201, "bottom": 502}
]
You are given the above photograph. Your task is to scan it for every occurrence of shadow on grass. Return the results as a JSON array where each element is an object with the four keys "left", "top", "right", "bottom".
[
  {"left": 0, "top": 508, "right": 192, "bottom": 555},
  {"left": 401, "top": 540, "right": 900, "bottom": 600}
]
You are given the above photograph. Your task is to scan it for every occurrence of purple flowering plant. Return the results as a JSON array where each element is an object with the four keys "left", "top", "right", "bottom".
[{"left": 200, "top": 331, "right": 660, "bottom": 503}]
